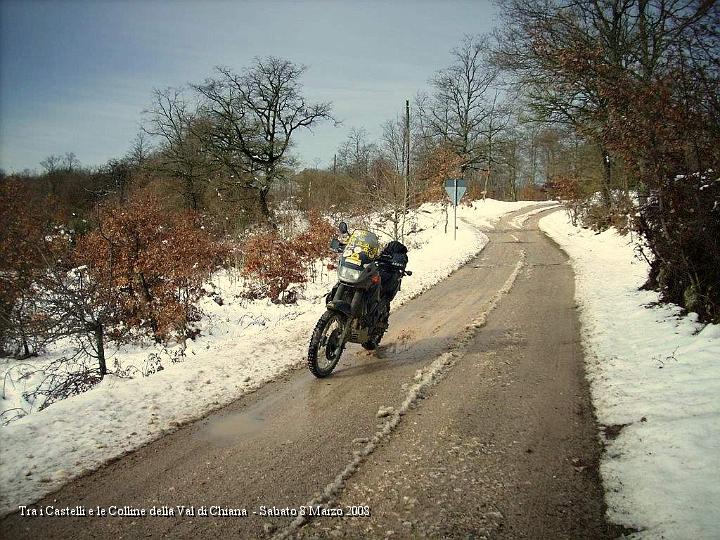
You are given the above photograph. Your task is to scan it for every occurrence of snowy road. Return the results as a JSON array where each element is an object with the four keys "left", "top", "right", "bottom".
[{"left": 2, "top": 207, "right": 621, "bottom": 539}]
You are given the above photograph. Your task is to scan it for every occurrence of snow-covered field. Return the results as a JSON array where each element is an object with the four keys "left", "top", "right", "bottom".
[
  {"left": 539, "top": 210, "right": 720, "bottom": 540},
  {"left": 0, "top": 199, "right": 540, "bottom": 517}
]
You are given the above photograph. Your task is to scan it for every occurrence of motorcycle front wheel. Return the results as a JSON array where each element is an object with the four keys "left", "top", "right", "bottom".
[{"left": 307, "top": 310, "right": 346, "bottom": 378}]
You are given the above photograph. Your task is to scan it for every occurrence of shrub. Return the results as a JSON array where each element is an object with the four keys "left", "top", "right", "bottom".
[
  {"left": 241, "top": 211, "right": 336, "bottom": 303},
  {"left": 546, "top": 176, "right": 583, "bottom": 226},
  {"left": 415, "top": 145, "right": 464, "bottom": 204},
  {"left": 73, "top": 194, "right": 227, "bottom": 342},
  {"left": 292, "top": 211, "right": 337, "bottom": 262},
  {"left": 519, "top": 184, "right": 549, "bottom": 201},
  {"left": 637, "top": 173, "right": 719, "bottom": 322},
  {"left": 241, "top": 231, "right": 307, "bottom": 302},
  {"left": 0, "top": 180, "right": 57, "bottom": 356}
]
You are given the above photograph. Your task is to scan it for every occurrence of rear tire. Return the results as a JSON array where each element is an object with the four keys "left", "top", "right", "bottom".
[{"left": 308, "top": 310, "right": 345, "bottom": 378}]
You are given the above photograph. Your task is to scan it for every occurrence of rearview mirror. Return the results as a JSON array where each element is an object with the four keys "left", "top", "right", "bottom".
[
  {"left": 338, "top": 221, "right": 348, "bottom": 234},
  {"left": 329, "top": 238, "right": 341, "bottom": 251}
]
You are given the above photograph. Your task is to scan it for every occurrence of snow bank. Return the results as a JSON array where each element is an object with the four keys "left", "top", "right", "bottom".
[
  {"left": 539, "top": 209, "right": 720, "bottom": 540},
  {"left": 0, "top": 199, "right": 540, "bottom": 516}
]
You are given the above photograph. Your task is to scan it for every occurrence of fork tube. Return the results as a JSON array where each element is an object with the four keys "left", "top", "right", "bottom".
[{"left": 350, "top": 290, "right": 363, "bottom": 317}]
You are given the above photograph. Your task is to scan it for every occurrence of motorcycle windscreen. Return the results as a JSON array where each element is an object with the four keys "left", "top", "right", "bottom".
[{"left": 342, "top": 230, "right": 380, "bottom": 267}]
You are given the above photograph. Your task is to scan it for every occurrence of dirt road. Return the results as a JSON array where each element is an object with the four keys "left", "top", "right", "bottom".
[{"left": 2, "top": 207, "right": 621, "bottom": 539}]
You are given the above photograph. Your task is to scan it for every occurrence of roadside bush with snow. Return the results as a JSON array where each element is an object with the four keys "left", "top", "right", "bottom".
[{"left": 539, "top": 209, "right": 720, "bottom": 540}]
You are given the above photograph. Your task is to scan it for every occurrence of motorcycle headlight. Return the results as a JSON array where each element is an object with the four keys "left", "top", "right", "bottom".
[{"left": 338, "top": 265, "right": 362, "bottom": 282}]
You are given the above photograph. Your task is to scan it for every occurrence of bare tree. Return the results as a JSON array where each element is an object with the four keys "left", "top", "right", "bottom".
[
  {"left": 40, "top": 155, "right": 64, "bottom": 197},
  {"left": 103, "top": 159, "right": 131, "bottom": 203},
  {"left": 380, "top": 118, "right": 406, "bottom": 175},
  {"left": 337, "top": 127, "right": 376, "bottom": 180},
  {"left": 63, "top": 152, "right": 80, "bottom": 171},
  {"left": 40, "top": 264, "right": 115, "bottom": 378},
  {"left": 418, "top": 35, "right": 500, "bottom": 176},
  {"left": 192, "top": 57, "right": 334, "bottom": 222},
  {"left": 479, "top": 89, "right": 512, "bottom": 197},
  {"left": 127, "top": 132, "right": 151, "bottom": 166},
  {"left": 143, "top": 88, "right": 215, "bottom": 211},
  {"left": 380, "top": 113, "right": 416, "bottom": 236},
  {"left": 493, "top": 0, "right": 716, "bottom": 206},
  {"left": 362, "top": 157, "right": 407, "bottom": 240},
  {"left": 40, "top": 155, "right": 63, "bottom": 175}
]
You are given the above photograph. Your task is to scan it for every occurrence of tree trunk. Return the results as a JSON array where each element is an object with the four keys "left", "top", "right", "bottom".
[
  {"left": 20, "top": 332, "right": 30, "bottom": 359},
  {"left": 258, "top": 188, "right": 276, "bottom": 228},
  {"left": 259, "top": 189, "right": 270, "bottom": 219},
  {"left": 95, "top": 324, "right": 107, "bottom": 378},
  {"left": 184, "top": 176, "right": 199, "bottom": 211},
  {"left": 393, "top": 207, "right": 399, "bottom": 241},
  {"left": 509, "top": 173, "right": 518, "bottom": 202},
  {"left": 599, "top": 145, "right": 613, "bottom": 209},
  {"left": 138, "top": 272, "right": 160, "bottom": 340},
  {"left": 530, "top": 137, "right": 538, "bottom": 184}
]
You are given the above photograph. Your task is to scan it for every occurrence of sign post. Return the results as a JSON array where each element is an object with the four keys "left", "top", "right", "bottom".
[{"left": 444, "top": 178, "right": 467, "bottom": 240}]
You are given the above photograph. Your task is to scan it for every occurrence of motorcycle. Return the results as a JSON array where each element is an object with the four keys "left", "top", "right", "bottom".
[{"left": 307, "top": 222, "right": 411, "bottom": 378}]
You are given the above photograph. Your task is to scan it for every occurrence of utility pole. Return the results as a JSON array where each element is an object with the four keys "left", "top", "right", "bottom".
[{"left": 404, "top": 99, "right": 410, "bottom": 213}]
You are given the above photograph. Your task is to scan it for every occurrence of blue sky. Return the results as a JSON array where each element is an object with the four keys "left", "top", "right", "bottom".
[{"left": 0, "top": 0, "right": 498, "bottom": 173}]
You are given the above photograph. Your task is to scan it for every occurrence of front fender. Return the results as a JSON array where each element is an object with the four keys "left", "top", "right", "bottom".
[{"left": 326, "top": 301, "right": 352, "bottom": 317}]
